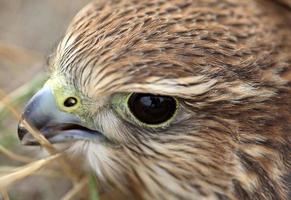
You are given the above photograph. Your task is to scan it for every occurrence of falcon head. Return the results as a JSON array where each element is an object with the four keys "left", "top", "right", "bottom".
[{"left": 18, "top": 0, "right": 290, "bottom": 199}]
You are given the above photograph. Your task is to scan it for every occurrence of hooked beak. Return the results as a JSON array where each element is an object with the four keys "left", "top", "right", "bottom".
[{"left": 18, "top": 87, "right": 104, "bottom": 145}]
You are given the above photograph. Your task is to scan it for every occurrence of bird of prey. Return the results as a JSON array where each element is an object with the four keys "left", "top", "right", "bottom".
[{"left": 18, "top": 0, "right": 290, "bottom": 199}]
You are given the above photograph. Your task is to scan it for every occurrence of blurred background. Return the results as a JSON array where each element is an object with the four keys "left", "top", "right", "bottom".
[{"left": 0, "top": 0, "right": 92, "bottom": 199}]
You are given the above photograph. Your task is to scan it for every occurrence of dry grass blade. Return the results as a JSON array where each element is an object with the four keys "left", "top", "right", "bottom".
[
  {"left": 21, "top": 120, "right": 56, "bottom": 151},
  {"left": 0, "top": 166, "right": 61, "bottom": 178},
  {"left": 0, "top": 86, "right": 82, "bottom": 183},
  {"left": 0, "top": 154, "right": 61, "bottom": 189},
  {"left": 0, "top": 145, "right": 34, "bottom": 163},
  {"left": 21, "top": 120, "right": 82, "bottom": 183},
  {"left": 61, "top": 176, "right": 88, "bottom": 200},
  {"left": 0, "top": 189, "right": 10, "bottom": 200}
]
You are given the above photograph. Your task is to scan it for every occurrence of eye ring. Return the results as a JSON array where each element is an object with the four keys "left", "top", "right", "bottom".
[
  {"left": 64, "top": 97, "right": 78, "bottom": 107},
  {"left": 127, "top": 93, "right": 178, "bottom": 125}
]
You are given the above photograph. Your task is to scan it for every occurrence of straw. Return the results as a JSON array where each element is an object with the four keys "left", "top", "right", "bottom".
[{"left": 0, "top": 154, "right": 61, "bottom": 189}]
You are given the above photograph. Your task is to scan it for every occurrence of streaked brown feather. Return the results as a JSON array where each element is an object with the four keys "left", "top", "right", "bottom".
[{"left": 49, "top": 0, "right": 291, "bottom": 199}]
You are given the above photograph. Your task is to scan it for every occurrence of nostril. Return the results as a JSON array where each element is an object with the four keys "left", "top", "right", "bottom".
[{"left": 18, "top": 123, "right": 28, "bottom": 141}]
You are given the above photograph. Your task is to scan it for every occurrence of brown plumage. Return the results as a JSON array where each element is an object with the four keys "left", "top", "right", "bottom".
[{"left": 19, "top": 0, "right": 290, "bottom": 199}]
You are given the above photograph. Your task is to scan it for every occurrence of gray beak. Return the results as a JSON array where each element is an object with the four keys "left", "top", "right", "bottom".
[{"left": 18, "top": 87, "right": 103, "bottom": 145}]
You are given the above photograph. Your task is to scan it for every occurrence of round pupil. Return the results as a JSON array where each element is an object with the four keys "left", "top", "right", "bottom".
[
  {"left": 128, "top": 93, "right": 176, "bottom": 125},
  {"left": 64, "top": 97, "right": 78, "bottom": 107}
]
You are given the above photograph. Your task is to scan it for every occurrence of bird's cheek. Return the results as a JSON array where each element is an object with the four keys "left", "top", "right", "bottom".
[{"left": 93, "top": 109, "right": 132, "bottom": 144}]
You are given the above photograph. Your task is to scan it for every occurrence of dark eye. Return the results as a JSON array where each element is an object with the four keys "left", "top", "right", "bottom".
[
  {"left": 64, "top": 97, "right": 78, "bottom": 107},
  {"left": 128, "top": 93, "right": 177, "bottom": 125}
]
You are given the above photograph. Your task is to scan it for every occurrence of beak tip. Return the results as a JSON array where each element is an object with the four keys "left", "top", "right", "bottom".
[
  {"left": 17, "top": 120, "right": 41, "bottom": 146},
  {"left": 17, "top": 121, "right": 27, "bottom": 141}
]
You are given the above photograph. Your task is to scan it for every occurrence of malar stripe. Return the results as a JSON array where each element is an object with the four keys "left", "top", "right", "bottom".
[
  {"left": 233, "top": 179, "right": 251, "bottom": 200},
  {"left": 237, "top": 151, "right": 281, "bottom": 200},
  {"left": 215, "top": 192, "right": 230, "bottom": 200}
]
